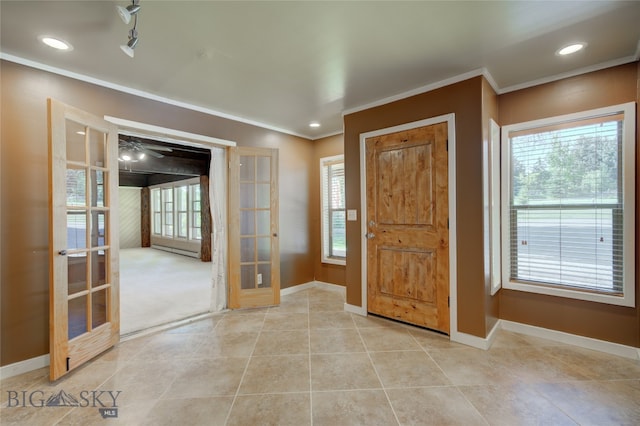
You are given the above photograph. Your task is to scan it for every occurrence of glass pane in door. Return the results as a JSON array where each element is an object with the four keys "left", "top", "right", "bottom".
[
  {"left": 91, "top": 289, "right": 108, "bottom": 328},
  {"left": 68, "top": 295, "right": 87, "bottom": 340},
  {"left": 240, "top": 156, "right": 255, "bottom": 181},
  {"left": 88, "top": 129, "right": 106, "bottom": 167},
  {"left": 91, "top": 211, "right": 107, "bottom": 247},
  {"left": 91, "top": 250, "right": 107, "bottom": 287},
  {"left": 65, "top": 120, "right": 86, "bottom": 163},
  {"left": 241, "top": 264, "right": 256, "bottom": 289},
  {"left": 67, "top": 211, "right": 87, "bottom": 249},
  {"left": 68, "top": 255, "right": 87, "bottom": 295},
  {"left": 67, "top": 167, "right": 86, "bottom": 206},
  {"left": 91, "top": 170, "right": 105, "bottom": 207},
  {"left": 256, "top": 156, "right": 270, "bottom": 182},
  {"left": 257, "top": 264, "right": 271, "bottom": 288}
]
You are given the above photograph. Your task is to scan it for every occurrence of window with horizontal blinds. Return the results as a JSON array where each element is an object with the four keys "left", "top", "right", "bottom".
[
  {"left": 320, "top": 155, "right": 346, "bottom": 264},
  {"left": 502, "top": 102, "right": 635, "bottom": 307}
]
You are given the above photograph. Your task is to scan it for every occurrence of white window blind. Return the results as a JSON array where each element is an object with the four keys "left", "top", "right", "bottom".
[
  {"left": 502, "top": 103, "right": 635, "bottom": 306},
  {"left": 321, "top": 155, "right": 346, "bottom": 264}
]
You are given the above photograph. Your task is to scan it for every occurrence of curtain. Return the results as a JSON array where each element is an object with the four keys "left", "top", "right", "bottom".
[{"left": 209, "top": 146, "right": 227, "bottom": 311}]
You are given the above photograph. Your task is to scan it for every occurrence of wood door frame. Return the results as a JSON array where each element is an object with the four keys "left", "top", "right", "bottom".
[
  {"left": 103, "top": 116, "right": 236, "bottom": 317},
  {"left": 357, "top": 114, "right": 460, "bottom": 338}
]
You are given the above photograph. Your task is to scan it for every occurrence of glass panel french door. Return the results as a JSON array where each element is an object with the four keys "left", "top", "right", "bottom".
[
  {"left": 49, "top": 99, "right": 119, "bottom": 381},
  {"left": 229, "top": 147, "right": 279, "bottom": 308}
]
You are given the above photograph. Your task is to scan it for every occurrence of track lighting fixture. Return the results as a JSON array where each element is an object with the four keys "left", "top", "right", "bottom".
[
  {"left": 120, "top": 28, "right": 139, "bottom": 58},
  {"left": 117, "top": 1, "right": 141, "bottom": 58},
  {"left": 116, "top": 0, "right": 140, "bottom": 25}
]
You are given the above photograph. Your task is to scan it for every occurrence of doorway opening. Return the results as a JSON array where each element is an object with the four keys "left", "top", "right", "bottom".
[
  {"left": 104, "top": 115, "right": 235, "bottom": 337},
  {"left": 118, "top": 136, "right": 214, "bottom": 334}
]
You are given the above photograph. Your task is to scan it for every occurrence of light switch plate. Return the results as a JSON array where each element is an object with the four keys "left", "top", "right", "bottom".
[{"left": 347, "top": 209, "right": 357, "bottom": 221}]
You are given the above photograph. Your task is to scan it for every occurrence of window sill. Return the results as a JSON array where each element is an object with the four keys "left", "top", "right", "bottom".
[
  {"left": 504, "top": 280, "right": 634, "bottom": 308},
  {"left": 321, "top": 258, "right": 346, "bottom": 266}
]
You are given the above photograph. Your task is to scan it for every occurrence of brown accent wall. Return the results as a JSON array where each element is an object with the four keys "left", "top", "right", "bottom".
[
  {"left": 311, "top": 134, "right": 346, "bottom": 286},
  {"left": 481, "top": 77, "right": 500, "bottom": 335},
  {"left": 0, "top": 60, "right": 315, "bottom": 366},
  {"left": 498, "top": 63, "right": 640, "bottom": 347},
  {"left": 343, "top": 77, "right": 487, "bottom": 337}
]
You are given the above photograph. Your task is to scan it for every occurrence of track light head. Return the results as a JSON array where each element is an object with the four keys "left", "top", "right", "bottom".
[
  {"left": 120, "top": 29, "right": 138, "bottom": 58},
  {"left": 116, "top": 2, "right": 141, "bottom": 25}
]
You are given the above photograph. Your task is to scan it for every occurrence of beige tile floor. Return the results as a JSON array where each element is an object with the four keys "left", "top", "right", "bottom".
[{"left": 2, "top": 285, "right": 640, "bottom": 425}]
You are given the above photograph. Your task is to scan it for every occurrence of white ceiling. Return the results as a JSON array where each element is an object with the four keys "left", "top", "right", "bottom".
[{"left": 2, "top": 1, "right": 639, "bottom": 139}]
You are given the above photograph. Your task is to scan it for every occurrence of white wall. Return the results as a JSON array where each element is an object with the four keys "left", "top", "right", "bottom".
[{"left": 119, "top": 187, "right": 141, "bottom": 248}]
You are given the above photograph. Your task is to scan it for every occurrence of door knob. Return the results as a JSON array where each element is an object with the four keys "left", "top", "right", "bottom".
[
  {"left": 59, "top": 250, "right": 67, "bottom": 256},
  {"left": 366, "top": 232, "right": 375, "bottom": 239}
]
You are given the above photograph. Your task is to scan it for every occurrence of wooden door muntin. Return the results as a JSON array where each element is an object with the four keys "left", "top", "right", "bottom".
[
  {"left": 49, "top": 99, "right": 120, "bottom": 381},
  {"left": 228, "top": 147, "right": 280, "bottom": 308}
]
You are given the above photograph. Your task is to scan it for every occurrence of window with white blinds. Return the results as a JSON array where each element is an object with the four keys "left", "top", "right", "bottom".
[
  {"left": 501, "top": 102, "right": 635, "bottom": 307},
  {"left": 320, "top": 155, "right": 346, "bottom": 265}
]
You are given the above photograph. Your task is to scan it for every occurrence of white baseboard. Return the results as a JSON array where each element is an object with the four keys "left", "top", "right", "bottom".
[
  {"left": 280, "top": 280, "right": 346, "bottom": 297},
  {"left": 151, "top": 244, "right": 199, "bottom": 258},
  {"left": 451, "top": 320, "right": 500, "bottom": 350},
  {"left": 343, "top": 303, "right": 367, "bottom": 316},
  {"left": 280, "top": 281, "right": 316, "bottom": 296},
  {"left": 500, "top": 320, "right": 640, "bottom": 360},
  {"left": 313, "top": 281, "right": 346, "bottom": 294},
  {"left": 0, "top": 354, "right": 49, "bottom": 380}
]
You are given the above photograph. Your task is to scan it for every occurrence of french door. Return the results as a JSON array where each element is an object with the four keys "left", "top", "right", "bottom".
[
  {"left": 48, "top": 99, "right": 120, "bottom": 381},
  {"left": 228, "top": 147, "right": 280, "bottom": 308}
]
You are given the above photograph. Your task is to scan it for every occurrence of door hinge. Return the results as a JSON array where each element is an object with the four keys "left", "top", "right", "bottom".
[
  {"left": 446, "top": 139, "right": 449, "bottom": 151},
  {"left": 448, "top": 297, "right": 450, "bottom": 308},
  {"left": 447, "top": 218, "right": 449, "bottom": 229},
  {"left": 66, "top": 357, "right": 70, "bottom": 372}
]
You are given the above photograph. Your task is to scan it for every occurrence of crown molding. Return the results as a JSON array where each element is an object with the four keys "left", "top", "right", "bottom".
[
  {"left": 0, "top": 52, "right": 312, "bottom": 140},
  {"left": 342, "top": 68, "right": 490, "bottom": 117},
  {"left": 497, "top": 55, "right": 639, "bottom": 94}
]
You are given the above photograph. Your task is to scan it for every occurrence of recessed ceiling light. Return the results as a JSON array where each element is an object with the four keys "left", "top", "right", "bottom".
[
  {"left": 556, "top": 42, "right": 586, "bottom": 56},
  {"left": 39, "top": 36, "right": 73, "bottom": 51},
  {"left": 309, "top": 122, "right": 321, "bottom": 128}
]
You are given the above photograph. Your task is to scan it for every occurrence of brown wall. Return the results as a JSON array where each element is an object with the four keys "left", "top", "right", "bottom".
[
  {"left": 0, "top": 60, "right": 315, "bottom": 366},
  {"left": 481, "top": 77, "right": 500, "bottom": 335},
  {"left": 311, "top": 134, "right": 346, "bottom": 286},
  {"left": 343, "top": 77, "right": 488, "bottom": 337},
  {"left": 498, "top": 63, "right": 640, "bottom": 347}
]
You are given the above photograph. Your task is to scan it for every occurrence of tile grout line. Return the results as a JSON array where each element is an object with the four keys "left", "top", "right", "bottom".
[
  {"left": 223, "top": 310, "right": 266, "bottom": 426},
  {"left": 352, "top": 317, "right": 402, "bottom": 426},
  {"left": 408, "top": 330, "right": 492, "bottom": 426}
]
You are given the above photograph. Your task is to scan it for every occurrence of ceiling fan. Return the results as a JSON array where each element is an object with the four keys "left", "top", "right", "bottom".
[{"left": 118, "top": 137, "right": 172, "bottom": 162}]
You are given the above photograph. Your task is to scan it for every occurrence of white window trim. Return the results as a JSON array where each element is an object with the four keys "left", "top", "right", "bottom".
[
  {"left": 486, "top": 119, "right": 502, "bottom": 296},
  {"left": 320, "top": 154, "right": 346, "bottom": 266},
  {"left": 150, "top": 177, "right": 202, "bottom": 243},
  {"left": 500, "top": 102, "right": 636, "bottom": 307}
]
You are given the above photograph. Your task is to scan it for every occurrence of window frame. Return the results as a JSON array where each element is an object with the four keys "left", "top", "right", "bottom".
[
  {"left": 320, "top": 154, "right": 346, "bottom": 266},
  {"left": 150, "top": 177, "right": 202, "bottom": 243},
  {"left": 500, "top": 102, "right": 635, "bottom": 307}
]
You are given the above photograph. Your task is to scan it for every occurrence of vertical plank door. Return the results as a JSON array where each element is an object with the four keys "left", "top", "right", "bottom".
[{"left": 365, "top": 122, "right": 450, "bottom": 333}]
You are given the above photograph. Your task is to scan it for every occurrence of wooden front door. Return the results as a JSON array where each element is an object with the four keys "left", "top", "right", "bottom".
[
  {"left": 228, "top": 147, "right": 280, "bottom": 308},
  {"left": 365, "top": 122, "right": 449, "bottom": 333},
  {"left": 49, "top": 99, "right": 120, "bottom": 380}
]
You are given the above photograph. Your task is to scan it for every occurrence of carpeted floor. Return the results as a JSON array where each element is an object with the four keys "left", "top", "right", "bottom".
[{"left": 120, "top": 248, "right": 212, "bottom": 335}]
